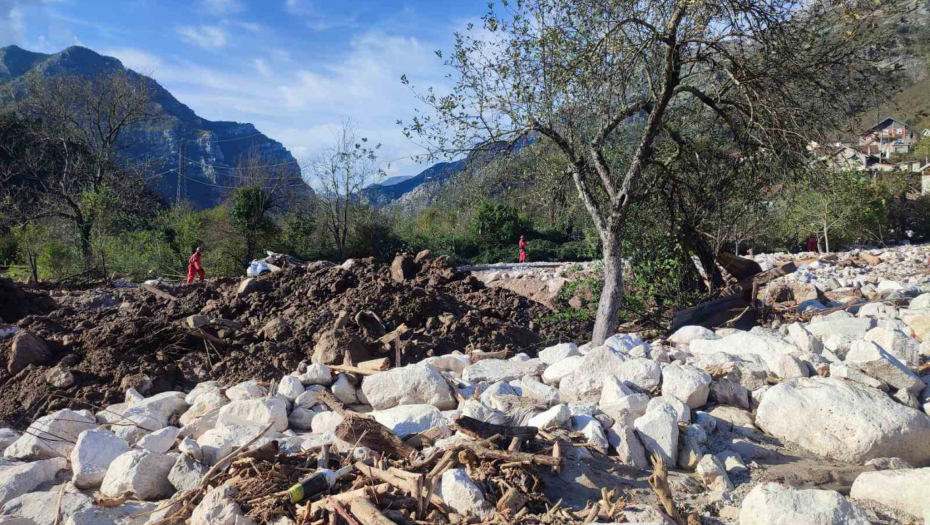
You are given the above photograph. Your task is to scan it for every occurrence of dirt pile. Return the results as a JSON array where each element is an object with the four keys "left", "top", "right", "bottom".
[
  {"left": 0, "top": 252, "right": 567, "bottom": 426},
  {"left": 0, "top": 277, "right": 56, "bottom": 323}
]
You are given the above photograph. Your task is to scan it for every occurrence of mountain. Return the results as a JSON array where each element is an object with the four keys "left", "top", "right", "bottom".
[
  {"left": 0, "top": 45, "right": 305, "bottom": 209},
  {"left": 363, "top": 160, "right": 468, "bottom": 206},
  {"left": 378, "top": 175, "right": 415, "bottom": 186}
]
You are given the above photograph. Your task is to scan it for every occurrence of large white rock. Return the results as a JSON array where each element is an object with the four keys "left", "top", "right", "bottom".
[
  {"left": 910, "top": 293, "right": 930, "bottom": 310},
  {"left": 138, "top": 426, "right": 181, "bottom": 454},
  {"left": 604, "top": 333, "right": 646, "bottom": 352},
  {"left": 571, "top": 415, "right": 608, "bottom": 452},
  {"left": 0, "top": 429, "right": 19, "bottom": 451},
  {"left": 226, "top": 380, "right": 267, "bottom": 401},
  {"left": 114, "top": 392, "right": 189, "bottom": 444},
  {"left": 756, "top": 377, "right": 930, "bottom": 464},
  {"left": 438, "top": 468, "right": 489, "bottom": 518},
  {"left": 607, "top": 414, "right": 649, "bottom": 469},
  {"left": 559, "top": 346, "right": 629, "bottom": 402},
  {"left": 191, "top": 484, "right": 255, "bottom": 525},
  {"left": 371, "top": 405, "right": 442, "bottom": 437},
  {"left": 668, "top": 325, "right": 717, "bottom": 345},
  {"left": 805, "top": 317, "right": 876, "bottom": 339},
  {"left": 612, "top": 358, "right": 662, "bottom": 391},
  {"left": 829, "top": 364, "right": 888, "bottom": 391},
  {"left": 864, "top": 327, "right": 920, "bottom": 367},
  {"left": 71, "top": 429, "right": 131, "bottom": 489},
  {"left": 422, "top": 354, "right": 472, "bottom": 377},
  {"left": 100, "top": 449, "right": 176, "bottom": 500},
  {"left": 295, "top": 386, "right": 325, "bottom": 408},
  {"left": 331, "top": 375, "right": 358, "bottom": 405},
  {"left": 4, "top": 409, "right": 96, "bottom": 460},
  {"left": 297, "top": 364, "right": 333, "bottom": 386},
  {"left": 689, "top": 331, "right": 797, "bottom": 375},
  {"left": 634, "top": 404, "right": 679, "bottom": 467},
  {"left": 169, "top": 454, "right": 210, "bottom": 493},
  {"left": 0, "top": 458, "right": 67, "bottom": 506},
  {"left": 310, "top": 412, "right": 345, "bottom": 434},
  {"left": 361, "top": 364, "right": 455, "bottom": 410},
  {"left": 277, "top": 376, "right": 305, "bottom": 401},
  {"left": 740, "top": 483, "right": 871, "bottom": 525},
  {"left": 697, "top": 454, "right": 733, "bottom": 492},
  {"left": 1, "top": 489, "right": 95, "bottom": 525},
  {"left": 786, "top": 323, "right": 823, "bottom": 354},
  {"left": 519, "top": 376, "right": 560, "bottom": 406},
  {"left": 528, "top": 404, "right": 571, "bottom": 429},
  {"left": 180, "top": 390, "right": 228, "bottom": 427},
  {"left": 845, "top": 341, "right": 925, "bottom": 394},
  {"left": 648, "top": 396, "right": 690, "bottom": 424},
  {"left": 197, "top": 425, "right": 281, "bottom": 465},
  {"left": 661, "top": 364, "right": 711, "bottom": 408},
  {"left": 288, "top": 407, "right": 317, "bottom": 431},
  {"left": 541, "top": 355, "right": 584, "bottom": 386},
  {"left": 461, "top": 359, "right": 545, "bottom": 383},
  {"left": 217, "top": 397, "right": 288, "bottom": 432},
  {"left": 186, "top": 381, "right": 222, "bottom": 405},
  {"left": 850, "top": 468, "right": 930, "bottom": 518},
  {"left": 538, "top": 343, "right": 581, "bottom": 365}
]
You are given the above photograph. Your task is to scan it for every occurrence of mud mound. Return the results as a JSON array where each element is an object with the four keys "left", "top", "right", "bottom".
[
  {"left": 0, "top": 253, "right": 575, "bottom": 426},
  {"left": 0, "top": 278, "right": 56, "bottom": 323}
]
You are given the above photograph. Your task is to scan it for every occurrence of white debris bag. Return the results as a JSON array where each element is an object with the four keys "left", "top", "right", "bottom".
[{"left": 247, "top": 260, "right": 272, "bottom": 277}]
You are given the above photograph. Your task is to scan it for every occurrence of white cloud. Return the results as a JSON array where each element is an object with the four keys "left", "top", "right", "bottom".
[
  {"left": 0, "top": 2, "right": 28, "bottom": 44},
  {"left": 252, "top": 58, "right": 271, "bottom": 77},
  {"left": 201, "top": 0, "right": 243, "bottom": 15},
  {"left": 176, "top": 25, "right": 228, "bottom": 50},
  {"left": 231, "top": 20, "right": 261, "bottom": 33},
  {"left": 104, "top": 47, "right": 166, "bottom": 75}
]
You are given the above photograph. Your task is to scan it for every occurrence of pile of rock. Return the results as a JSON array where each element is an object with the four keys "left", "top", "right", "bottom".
[{"left": 1, "top": 257, "right": 929, "bottom": 524}]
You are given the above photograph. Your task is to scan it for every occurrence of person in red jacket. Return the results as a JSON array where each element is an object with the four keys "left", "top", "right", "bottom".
[
  {"left": 187, "top": 246, "right": 205, "bottom": 284},
  {"left": 518, "top": 235, "right": 528, "bottom": 263}
]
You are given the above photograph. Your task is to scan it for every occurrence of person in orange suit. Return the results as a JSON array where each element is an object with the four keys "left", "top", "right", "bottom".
[
  {"left": 518, "top": 235, "right": 528, "bottom": 263},
  {"left": 187, "top": 246, "right": 205, "bottom": 284}
]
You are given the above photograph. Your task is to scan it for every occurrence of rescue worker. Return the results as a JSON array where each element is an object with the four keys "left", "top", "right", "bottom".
[
  {"left": 518, "top": 235, "right": 528, "bottom": 263},
  {"left": 187, "top": 246, "right": 205, "bottom": 284}
]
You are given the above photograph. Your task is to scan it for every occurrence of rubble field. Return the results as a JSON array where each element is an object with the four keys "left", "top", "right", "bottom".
[{"left": 0, "top": 246, "right": 928, "bottom": 525}]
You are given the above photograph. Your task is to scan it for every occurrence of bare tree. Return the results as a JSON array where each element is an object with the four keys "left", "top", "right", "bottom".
[
  {"left": 311, "top": 120, "right": 384, "bottom": 260},
  {"left": 403, "top": 0, "right": 906, "bottom": 343},
  {"left": 2, "top": 69, "right": 158, "bottom": 263}
]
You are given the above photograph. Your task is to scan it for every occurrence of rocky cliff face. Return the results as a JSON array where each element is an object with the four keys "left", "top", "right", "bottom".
[{"left": 0, "top": 45, "right": 305, "bottom": 209}]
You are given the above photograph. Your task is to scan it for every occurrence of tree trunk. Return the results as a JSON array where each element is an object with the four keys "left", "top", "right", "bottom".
[
  {"left": 78, "top": 221, "right": 92, "bottom": 268},
  {"left": 28, "top": 253, "right": 38, "bottom": 284},
  {"left": 823, "top": 220, "right": 830, "bottom": 254},
  {"left": 592, "top": 235, "right": 623, "bottom": 345},
  {"left": 683, "top": 233, "right": 723, "bottom": 294}
]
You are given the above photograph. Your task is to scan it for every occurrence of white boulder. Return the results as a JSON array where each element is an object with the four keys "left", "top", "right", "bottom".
[
  {"left": 190, "top": 484, "right": 255, "bottom": 525},
  {"left": 845, "top": 341, "right": 925, "bottom": 394},
  {"left": 661, "top": 364, "right": 711, "bottom": 408},
  {"left": 668, "top": 325, "right": 716, "bottom": 345},
  {"left": 298, "top": 364, "right": 333, "bottom": 386},
  {"left": 100, "top": 449, "right": 176, "bottom": 500},
  {"left": 850, "top": 468, "right": 930, "bottom": 518},
  {"left": 4, "top": 409, "right": 96, "bottom": 460},
  {"left": 756, "top": 377, "right": 930, "bottom": 464},
  {"left": 138, "top": 426, "right": 181, "bottom": 454},
  {"left": 0, "top": 458, "right": 67, "bottom": 506},
  {"left": 225, "top": 380, "right": 267, "bottom": 401},
  {"left": 740, "top": 483, "right": 870, "bottom": 525},
  {"left": 607, "top": 415, "right": 649, "bottom": 469},
  {"left": 277, "top": 376, "right": 305, "bottom": 401},
  {"left": 217, "top": 397, "right": 288, "bottom": 432},
  {"left": 371, "top": 405, "right": 442, "bottom": 437},
  {"left": 538, "top": 342, "right": 580, "bottom": 365},
  {"left": 696, "top": 454, "right": 733, "bottom": 492},
  {"left": 559, "top": 346, "right": 628, "bottom": 402},
  {"left": 438, "top": 468, "right": 489, "bottom": 518},
  {"left": 634, "top": 404, "right": 679, "bottom": 467},
  {"left": 541, "top": 355, "right": 584, "bottom": 386},
  {"left": 71, "top": 429, "right": 131, "bottom": 489},
  {"left": 362, "top": 364, "right": 456, "bottom": 410},
  {"left": 331, "top": 375, "right": 358, "bottom": 405},
  {"left": 461, "top": 359, "right": 545, "bottom": 383}
]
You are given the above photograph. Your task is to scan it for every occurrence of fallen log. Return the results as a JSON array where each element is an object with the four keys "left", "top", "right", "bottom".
[
  {"left": 359, "top": 358, "right": 390, "bottom": 372},
  {"left": 455, "top": 441, "right": 560, "bottom": 467},
  {"left": 309, "top": 484, "right": 391, "bottom": 514},
  {"left": 349, "top": 498, "right": 397, "bottom": 525},
  {"left": 141, "top": 284, "right": 177, "bottom": 302},
  {"left": 454, "top": 416, "right": 538, "bottom": 442},
  {"left": 353, "top": 462, "right": 448, "bottom": 512},
  {"left": 336, "top": 414, "right": 416, "bottom": 459}
]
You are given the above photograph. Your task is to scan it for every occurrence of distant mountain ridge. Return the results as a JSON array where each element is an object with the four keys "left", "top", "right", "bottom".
[{"left": 0, "top": 45, "right": 305, "bottom": 209}]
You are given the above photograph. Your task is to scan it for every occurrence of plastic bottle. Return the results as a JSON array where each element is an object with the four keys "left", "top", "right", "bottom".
[{"left": 287, "top": 466, "right": 352, "bottom": 503}]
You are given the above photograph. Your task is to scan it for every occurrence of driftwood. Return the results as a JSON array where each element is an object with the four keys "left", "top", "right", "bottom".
[
  {"left": 647, "top": 454, "right": 686, "bottom": 525},
  {"left": 455, "top": 441, "right": 560, "bottom": 467},
  {"left": 353, "top": 462, "right": 448, "bottom": 512},
  {"left": 455, "top": 416, "right": 538, "bottom": 442},
  {"left": 469, "top": 350, "right": 510, "bottom": 363},
  {"left": 330, "top": 364, "right": 378, "bottom": 376},
  {"left": 309, "top": 484, "right": 391, "bottom": 514},
  {"left": 359, "top": 358, "right": 390, "bottom": 372},
  {"left": 349, "top": 498, "right": 398, "bottom": 525},
  {"left": 496, "top": 486, "right": 528, "bottom": 517},
  {"left": 141, "top": 284, "right": 177, "bottom": 302},
  {"left": 336, "top": 414, "right": 416, "bottom": 459},
  {"left": 716, "top": 252, "right": 763, "bottom": 281}
]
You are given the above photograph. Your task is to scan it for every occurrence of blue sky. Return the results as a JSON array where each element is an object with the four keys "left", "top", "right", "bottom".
[{"left": 0, "top": 0, "right": 490, "bottom": 178}]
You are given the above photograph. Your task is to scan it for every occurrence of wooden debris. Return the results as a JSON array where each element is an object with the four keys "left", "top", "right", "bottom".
[
  {"left": 496, "top": 486, "right": 528, "bottom": 517},
  {"left": 359, "top": 357, "right": 391, "bottom": 372},
  {"left": 647, "top": 453, "right": 686, "bottom": 525},
  {"left": 141, "top": 284, "right": 177, "bottom": 302},
  {"left": 330, "top": 364, "right": 379, "bottom": 376},
  {"left": 335, "top": 414, "right": 416, "bottom": 459},
  {"left": 455, "top": 416, "right": 538, "bottom": 442},
  {"left": 353, "top": 462, "right": 448, "bottom": 512},
  {"left": 349, "top": 498, "right": 398, "bottom": 525},
  {"left": 469, "top": 350, "right": 510, "bottom": 363}
]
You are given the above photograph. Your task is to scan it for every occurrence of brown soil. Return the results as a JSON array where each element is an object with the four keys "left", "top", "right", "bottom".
[
  {"left": 0, "top": 277, "right": 56, "bottom": 323},
  {"left": 0, "top": 254, "right": 579, "bottom": 427}
]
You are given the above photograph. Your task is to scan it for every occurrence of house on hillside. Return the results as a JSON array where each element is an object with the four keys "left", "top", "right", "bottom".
[
  {"left": 860, "top": 118, "right": 919, "bottom": 157},
  {"left": 896, "top": 160, "right": 922, "bottom": 173},
  {"left": 918, "top": 163, "right": 930, "bottom": 195}
]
